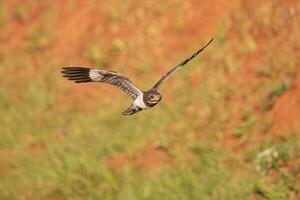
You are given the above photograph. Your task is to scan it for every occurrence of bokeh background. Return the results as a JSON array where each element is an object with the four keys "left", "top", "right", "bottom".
[{"left": 0, "top": 0, "right": 300, "bottom": 199}]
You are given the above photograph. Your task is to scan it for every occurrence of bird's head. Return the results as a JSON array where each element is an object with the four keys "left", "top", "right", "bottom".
[{"left": 145, "top": 90, "right": 162, "bottom": 105}]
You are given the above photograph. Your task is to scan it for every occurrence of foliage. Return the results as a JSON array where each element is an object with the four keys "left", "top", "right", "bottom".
[{"left": 0, "top": 1, "right": 299, "bottom": 200}]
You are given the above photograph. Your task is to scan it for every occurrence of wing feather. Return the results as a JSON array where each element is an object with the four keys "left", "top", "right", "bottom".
[
  {"left": 61, "top": 67, "right": 142, "bottom": 100},
  {"left": 151, "top": 38, "right": 213, "bottom": 90}
]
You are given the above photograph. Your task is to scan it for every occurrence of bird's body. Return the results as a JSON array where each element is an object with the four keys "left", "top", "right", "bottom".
[
  {"left": 134, "top": 94, "right": 147, "bottom": 109},
  {"left": 61, "top": 38, "right": 213, "bottom": 115}
]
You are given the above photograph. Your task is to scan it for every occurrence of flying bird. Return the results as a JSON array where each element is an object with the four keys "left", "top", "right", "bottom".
[{"left": 61, "top": 38, "right": 213, "bottom": 115}]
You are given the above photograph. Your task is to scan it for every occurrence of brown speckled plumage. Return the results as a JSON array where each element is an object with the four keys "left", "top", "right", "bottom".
[{"left": 61, "top": 38, "right": 213, "bottom": 116}]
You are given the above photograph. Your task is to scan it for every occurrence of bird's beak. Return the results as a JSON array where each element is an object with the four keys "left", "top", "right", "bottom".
[{"left": 154, "top": 95, "right": 162, "bottom": 101}]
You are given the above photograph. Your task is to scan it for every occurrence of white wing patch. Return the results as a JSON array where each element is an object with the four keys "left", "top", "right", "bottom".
[
  {"left": 63, "top": 67, "right": 142, "bottom": 100},
  {"left": 89, "top": 69, "right": 103, "bottom": 81}
]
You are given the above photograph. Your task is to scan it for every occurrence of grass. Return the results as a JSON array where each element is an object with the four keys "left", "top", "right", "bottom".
[
  {"left": 0, "top": 2, "right": 7, "bottom": 29},
  {"left": 0, "top": 1, "right": 300, "bottom": 200}
]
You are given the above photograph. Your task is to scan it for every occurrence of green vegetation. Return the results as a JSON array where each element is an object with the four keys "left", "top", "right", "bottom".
[
  {"left": 0, "top": 1, "right": 299, "bottom": 200},
  {"left": 0, "top": 2, "right": 7, "bottom": 29},
  {"left": 14, "top": 4, "right": 29, "bottom": 22},
  {"left": 27, "top": 29, "right": 54, "bottom": 52}
]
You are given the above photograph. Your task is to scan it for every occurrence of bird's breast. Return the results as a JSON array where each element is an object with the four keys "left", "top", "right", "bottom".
[{"left": 134, "top": 94, "right": 148, "bottom": 109}]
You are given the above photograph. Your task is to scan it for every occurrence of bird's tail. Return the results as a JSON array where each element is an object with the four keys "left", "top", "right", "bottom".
[{"left": 122, "top": 105, "right": 142, "bottom": 116}]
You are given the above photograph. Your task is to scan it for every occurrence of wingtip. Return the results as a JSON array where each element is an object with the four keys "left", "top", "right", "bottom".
[
  {"left": 207, "top": 38, "right": 214, "bottom": 45},
  {"left": 60, "top": 66, "right": 92, "bottom": 83},
  {"left": 201, "top": 38, "right": 214, "bottom": 50},
  {"left": 61, "top": 66, "right": 75, "bottom": 71}
]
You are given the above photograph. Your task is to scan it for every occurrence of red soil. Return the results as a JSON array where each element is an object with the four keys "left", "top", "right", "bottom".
[
  {"left": 271, "top": 69, "right": 300, "bottom": 136},
  {"left": 3, "top": 0, "right": 299, "bottom": 171},
  {"left": 107, "top": 145, "right": 173, "bottom": 171},
  {"left": 134, "top": 146, "right": 173, "bottom": 170}
]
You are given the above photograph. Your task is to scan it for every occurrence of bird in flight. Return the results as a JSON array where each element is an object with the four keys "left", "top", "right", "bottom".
[{"left": 61, "top": 38, "right": 213, "bottom": 116}]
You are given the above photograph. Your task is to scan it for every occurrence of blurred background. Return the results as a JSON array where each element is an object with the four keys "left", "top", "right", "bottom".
[{"left": 0, "top": 0, "right": 299, "bottom": 199}]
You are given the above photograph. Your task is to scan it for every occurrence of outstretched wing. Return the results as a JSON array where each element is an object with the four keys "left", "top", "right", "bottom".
[
  {"left": 61, "top": 67, "right": 142, "bottom": 100},
  {"left": 151, "top": 38, "right": 213, "bottom": 90}
]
